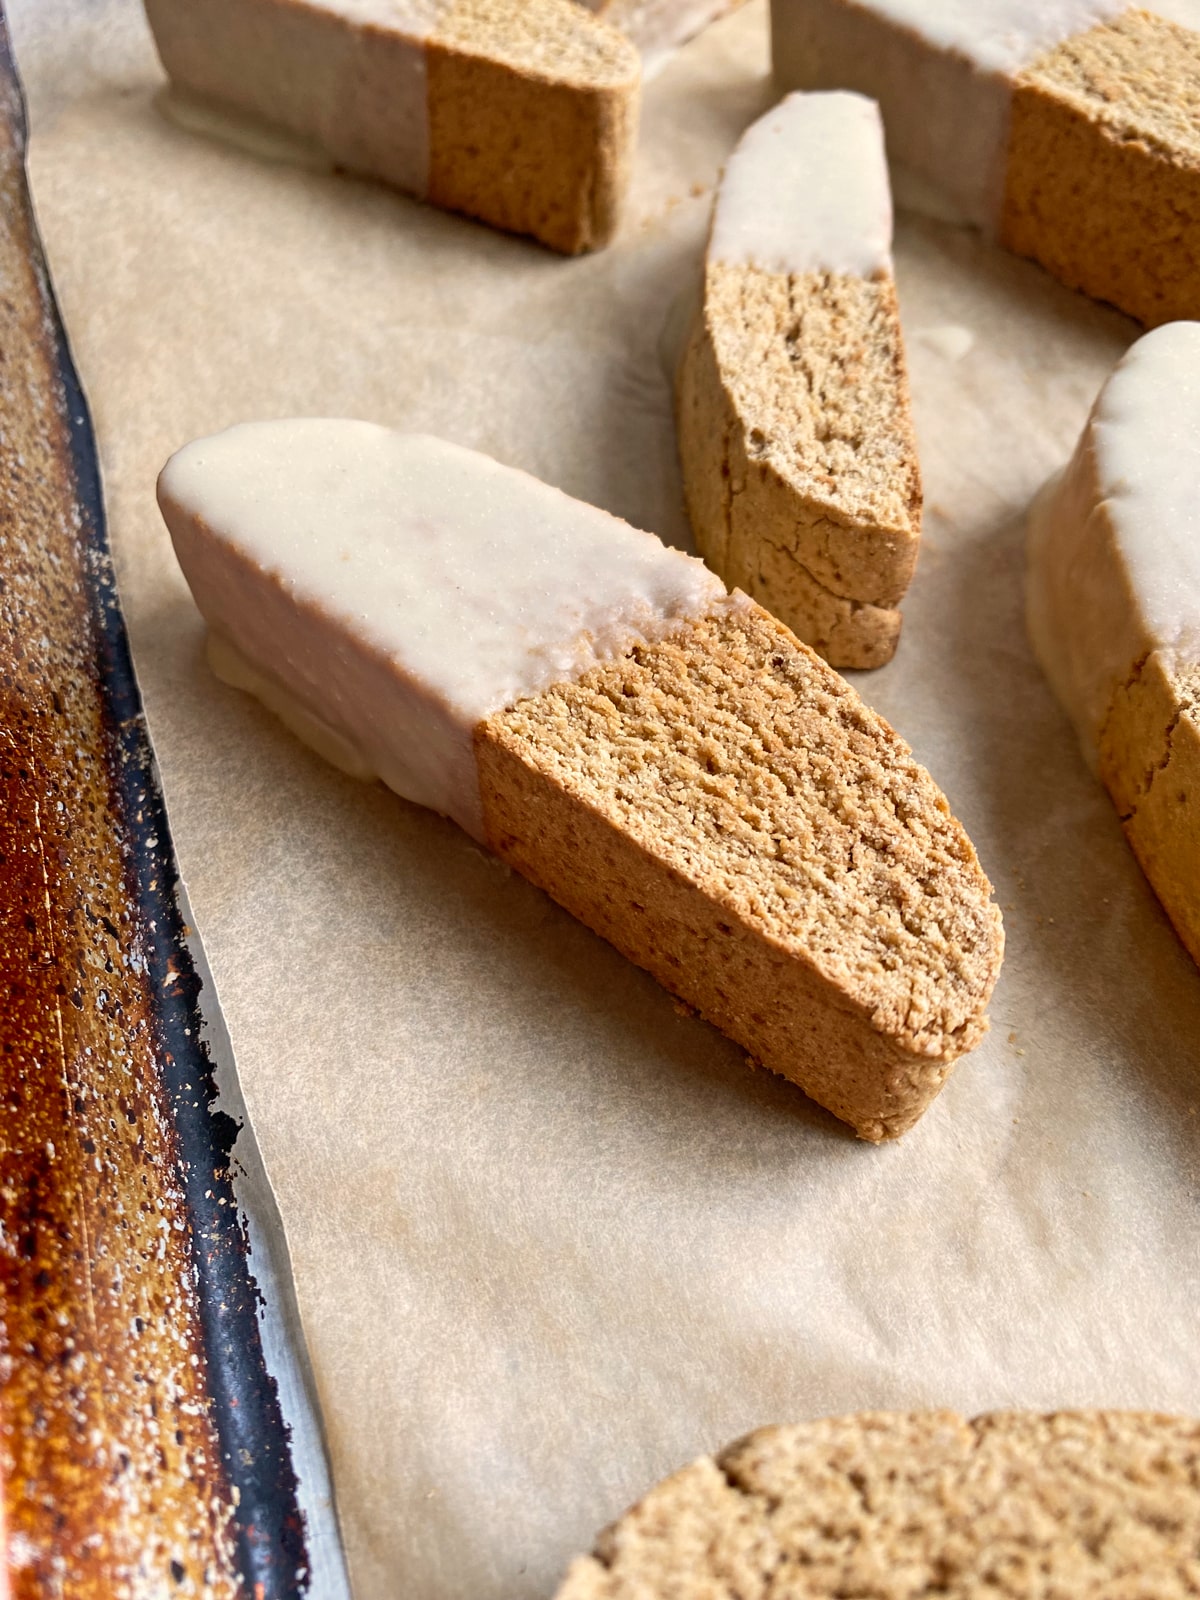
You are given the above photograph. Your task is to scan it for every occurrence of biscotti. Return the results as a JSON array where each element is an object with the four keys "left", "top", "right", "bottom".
[
  {"left": 771, "top": 0, "right": 1200, "bottom": 326},
  {"left": 676, "top": 91, "right": 921, "bottom": 670},
  {"left": 1027, "top": 321, "right": 1200, "bottom": 968},
  {"left": 580, "top": 0, "right": 746, "bottom": 53},
  {"left": 143, "top": 0, "right": 641, "bottom": 254},
  {"left": 158, "top": 421, "right": 1002, "bottom": 1139},
  {"left": 555, "top": 1410, "right": 1200, "bottom": 1599}
]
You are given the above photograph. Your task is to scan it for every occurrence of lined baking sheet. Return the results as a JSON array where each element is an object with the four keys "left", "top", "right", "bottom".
[{"left": 12, "top": 2, "right": 1200, "bottom": 1596}]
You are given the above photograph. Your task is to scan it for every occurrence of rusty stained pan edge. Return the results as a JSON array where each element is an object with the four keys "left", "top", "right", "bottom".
[{"left": 0, "top": 8, "right": 311, "bottom": 1595}]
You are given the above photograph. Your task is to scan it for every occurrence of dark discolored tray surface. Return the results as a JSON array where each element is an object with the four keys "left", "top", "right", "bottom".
[{"left": 0, "top": 10, "right": 308, "bottom": 1596}]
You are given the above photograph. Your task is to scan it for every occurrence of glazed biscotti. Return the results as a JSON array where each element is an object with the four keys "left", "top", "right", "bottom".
[
  {"left": 1027, "top": 322, "right": 1200, "bottom": 968},
  {"left": 143, "top": 0, "right": 641, "bottom": 254},
  {"left": 158, "top": 421, "right": 1002, "bottom": 1139},
  {"left": 677, "top": 92, "right": 921, "bottom": 670},
  {"left": 580, "top": 0, "right": 745, "bottom": 53},
  {"left": 555, "top": 1411, "right": 1200, "bottom": 1599},
  {"left": 771, "top": 0, "right": 1200, "bottom": 326}
]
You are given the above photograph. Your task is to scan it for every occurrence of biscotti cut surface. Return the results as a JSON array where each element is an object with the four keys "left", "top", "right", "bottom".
[
  {"left": 679, "top": 263, "right": 919, "bottom": 662},
  {"left": 477, "top": 603, "right": 1002, "bottom": 1139},
  {"left": 1102, "top": 656, "right": 1200, "bottom": 966},
  {"left": 144, "top": 0, "right": 640, "bottom": 253},
  {"left": 771, "top": 0, "right": 1200, "bottom": 325},
  {"left": 1004, "top": 10, "right": 1200, "bottom": 327},
  {"left": 677, "top": 94, "right": 921, "bottom": 670},
  {"left": 555, "top": 1411, "right": 1200, "bottom": 1599}
]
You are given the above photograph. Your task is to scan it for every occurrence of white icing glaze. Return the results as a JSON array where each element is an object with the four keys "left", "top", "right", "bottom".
[
  {"left": 708, "top": 92, "right": 892, "bottom": 278},
  {"left": 159, "top": 421, "right": 735, "bottom": 841},
  {"left": 144, "top": 0, "right": 435, "bottom": 199},
  {"left": 206, "top": 631, "right": 379, "bottom": 781},
  {"left": 1026, "top": 322, "right": 1200, "bottom": 758},
  {"left": 300, "top": 0, "right": 440, "bottom": 21},
  {"left": 770, "top": 0, "right": 1199, "bottom": 229},
  {"left": 838, "top": 0, "right": 1128, "bottom": 76}
]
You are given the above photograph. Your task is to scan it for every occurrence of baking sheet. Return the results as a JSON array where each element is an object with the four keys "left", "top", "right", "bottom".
[
  {"left": 10, "top": 2, "right": 1200, "bottom": 1596},
  {"left": 182, "top": 880, "right": 354, "bottom": 1600},
  {"left": 0, "top": 33, "right": 348, "bottom": 1594}
]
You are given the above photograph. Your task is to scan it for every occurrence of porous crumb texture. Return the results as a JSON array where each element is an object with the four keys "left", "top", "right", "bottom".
[
  {"left": 555, "top": 1410, "right": 1200, "bottom": 1600},
  {"left": 677, "top": 263, "right": 921, "bottom": 670},
  {"left": 476, "top": 605, "right": 1002, "bottom": 1140},
  {"left": 440, "top": 0, "right": 639, "bottom": 83},
  {"left": 1101, "top": 651, "right": 1200, "bottom": 967},
  {"left": 429, "top": 0, "right": 640, "bottom": 253},
  {"left": 1003, "top": 11, "right": 1200, "bottom": 326}
]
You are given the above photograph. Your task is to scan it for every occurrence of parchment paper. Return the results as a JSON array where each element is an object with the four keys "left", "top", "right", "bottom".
[{"left": 10, "top": 4, "right": 1200, "bottom": 1596}]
